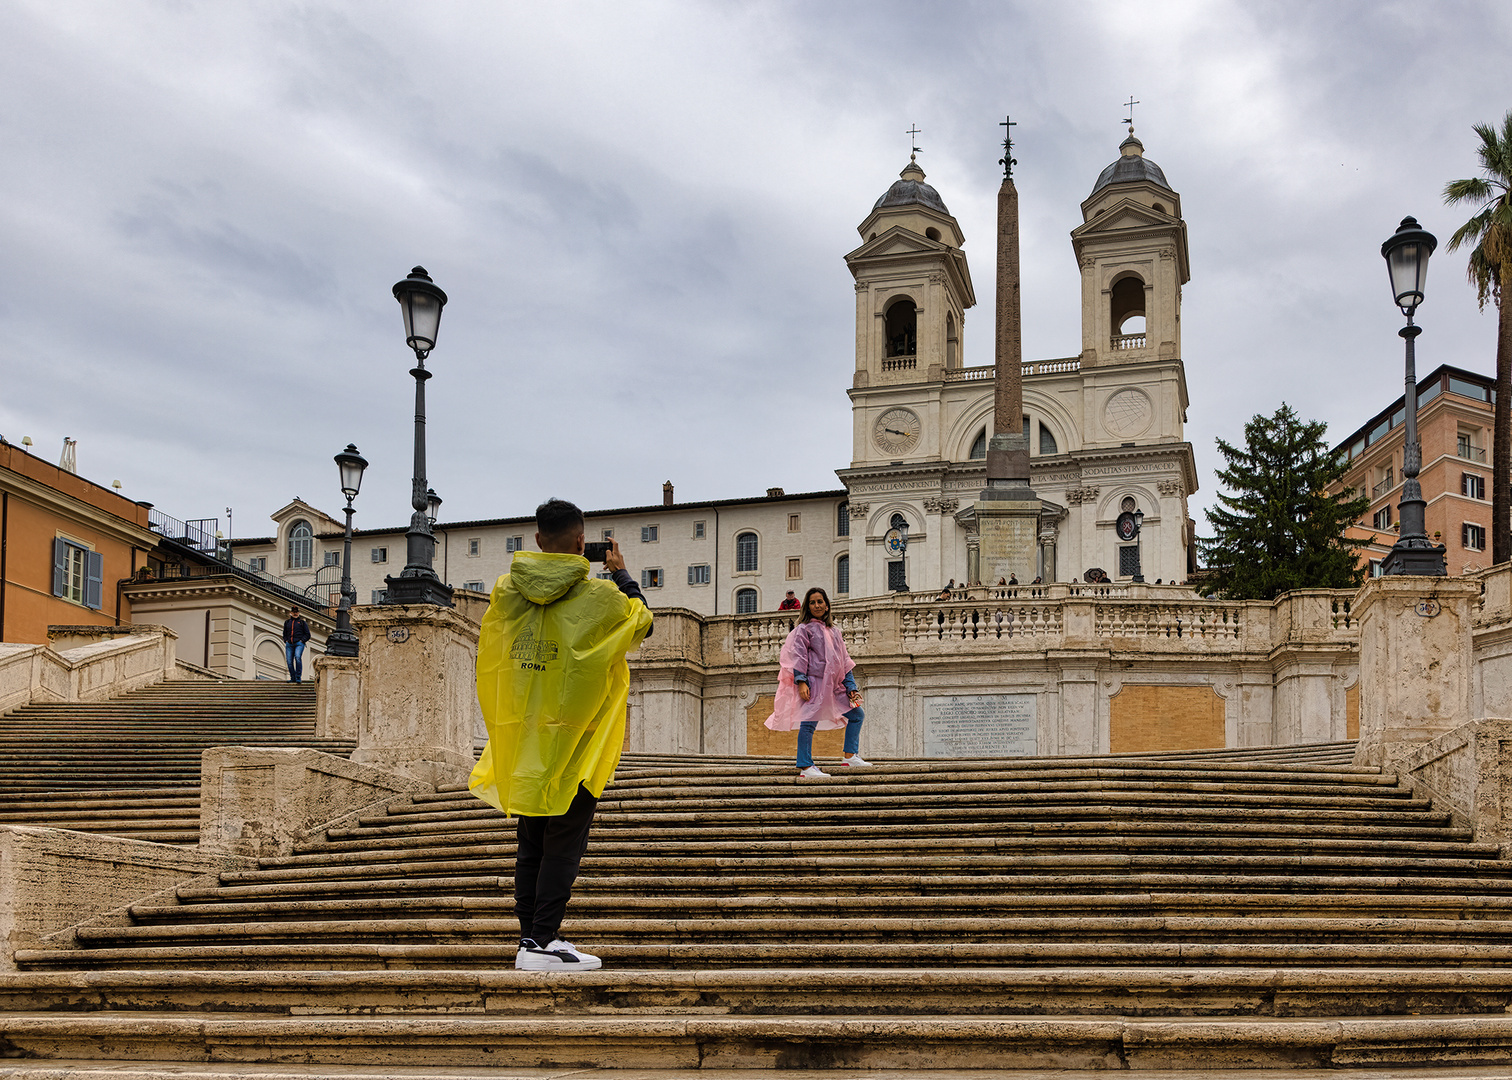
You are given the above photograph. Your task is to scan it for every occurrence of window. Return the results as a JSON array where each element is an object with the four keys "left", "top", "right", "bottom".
[
  {"left": 249, "top": 557, "right": 267, "bottom": 572},
  {"left": 1459, "top": 431, "right": 1486, "bottom": 461},
  {"left": 788, "top": 513, "right": 801, "bottom": 533},
  {"left": 969, "top": 429, "right": 987, "bottom": 460},
  {"left": 837, "top": 503, "right": 850, "bottom": 536},
  {"left": 735, "top": 587, "right": 759, "bottom": 614},
  {"left": 836, "top": 554, "right": 850, "bottom": 595},
  {"left": 52, "top": 538, "right": 103, "bottom": 609},
  {"left": 1039, "top": 423, "right": 1058, "bottom": 455},
  {"left": 1369, "top": 559, "right": 1384, "bottom": 578},
  {"left": 694, "top": 521, "right": 705, "bottom": 539},
  {"left": 1119, "top": 545, "right": 1141, "bottom": 577},
  {"left": 287, "top": 520, "right": 313, "bottom": 569},
  {"left": 324, "top": 551, "right": 340, "bottom": 567},
  {"left": 601, "top": 529, "right": 613, "bottom": 541},
  {"left": 1464, "top": 523, "right": 1487, "bottom": 551},
  {"left": 463, "top": 580, "right": 486, "bottom": 592},
  {"left": 688, "top": 564, "right": 710, "bottom": 585},
  {"left": 641, "top": 568, "right": 663, "bottom": 588},
  {"left": 1464, "top": 473, "right": 1486, "bottom": 500},
  {"left": 370, "top": 547, "right": 387, "bottom": 564},
  {"left": 370, "top": 589, "right": 389, "bottom": 604},
  {"left": 787, "top": 557, "right": 802, "bottom": 579},
  {"left": 1120, "top": 496, "right": 1136, "bottom": 514},
  {"left": 736, "top": 531, "right": 758, "bottom": 572},
  {"left": 505, "top": 536, "right": 524, "bottom": 553},
  {"left": 887, "top": 560, "right": 907, "bottom": 592},
  {"left": 641, "top": 525, "right": 659, "bottom": 543},
  {"left": 884, "top": 297, "right": 917, "bottom": 357},
  {"left": 469, "top": 538, "right": 481, "bottom": 556},
  {"left": 1373, "top": 506, "right": 1393, "bottom": 530},
  {"left": 890, "top": 513, "right": 908, "bottom": 531}
]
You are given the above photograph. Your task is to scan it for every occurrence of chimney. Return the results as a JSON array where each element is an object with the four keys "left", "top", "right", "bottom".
[
  {"left": 766, "top": 487, "right": 784, "bottom": 498},
  {"left": 662, "top": 481, "right": 674, "bottom": 507}
]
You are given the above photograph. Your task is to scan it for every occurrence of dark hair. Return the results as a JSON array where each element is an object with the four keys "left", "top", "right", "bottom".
[
  {"left": 799, "top": 587, "right": 833, "bottom": 626},
  {"left": 536, "top": 498, "right": 585, "bottom": 542}
]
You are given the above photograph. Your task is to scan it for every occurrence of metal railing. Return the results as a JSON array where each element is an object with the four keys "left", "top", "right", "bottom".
[
  {"left": 145, "top": 508, "right": 320, "bottom": 610},
  {"left": 1459, "top": 444, "right": 1487, "bottom": 463},
  {"left": 1371, "top": 476, "right": 1394, "bottom": 497}
]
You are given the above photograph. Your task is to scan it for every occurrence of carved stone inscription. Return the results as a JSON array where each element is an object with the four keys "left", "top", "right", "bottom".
[{"left": 923, "top": 694, "right": 1037, "bottom": 758}]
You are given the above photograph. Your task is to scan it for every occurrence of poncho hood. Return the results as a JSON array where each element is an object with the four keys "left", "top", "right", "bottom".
[{"left": 509, "top": 550, "right": 588, "bottom": 604}]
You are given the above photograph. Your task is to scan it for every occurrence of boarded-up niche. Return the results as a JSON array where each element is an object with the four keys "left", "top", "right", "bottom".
[
  {"left": 1109, "top": 684, "right": 1225, "bottom": 754},
  {"left": 1346, "top": 682, "right": 1359, "bottom": 741},
  {"left": 745, "top": 693, "right": 846, "bottom": 760}
]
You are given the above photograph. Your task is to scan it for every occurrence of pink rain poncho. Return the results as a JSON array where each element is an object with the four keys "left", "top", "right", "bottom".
[{"left": 765, "top": 620, "right": 856, "bottom": 732}]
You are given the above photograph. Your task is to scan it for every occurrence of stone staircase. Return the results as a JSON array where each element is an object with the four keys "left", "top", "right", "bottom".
[
  {"left": 0, "top": 681, "right": 345, "bottom": 843},
  {"left": 6, "top": 742, "right": 1512, "bottom": 1073}
]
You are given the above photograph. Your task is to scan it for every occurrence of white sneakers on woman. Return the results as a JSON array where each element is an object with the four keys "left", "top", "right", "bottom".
[
  {"left": 838, "top": 754, "right": 872, "bottom": 767},
  {"left": 798, "top": 765, "right": 830, "bottom": 779}
]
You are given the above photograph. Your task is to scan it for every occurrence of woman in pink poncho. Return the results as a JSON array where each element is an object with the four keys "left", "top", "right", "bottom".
[{"left": 765, "top": 587, "right": 869, "bottom": 778}]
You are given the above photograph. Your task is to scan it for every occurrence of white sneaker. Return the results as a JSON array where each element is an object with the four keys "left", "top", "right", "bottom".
[
  {"left": 515, "top": 937, "right": 602, "bottom": 971},
  {"left": 798, "top": 765, "right": 830, "bottom": 779},
  {"left": 837, "top": 754, "right": 872, "bottom": 767}
]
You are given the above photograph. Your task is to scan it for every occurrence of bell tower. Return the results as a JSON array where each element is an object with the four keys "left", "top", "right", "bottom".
[
  {"left": 845, "top": 157, "right": 975, "bottom": 394},
  {"left": 1070, "top": 127, "right": 1190, "bottom": 368}
]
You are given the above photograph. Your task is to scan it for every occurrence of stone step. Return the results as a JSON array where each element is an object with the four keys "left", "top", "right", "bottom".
[
  {"left": 20, "top": 940, "right": 1512, "bottom": 971},
  {"left": 172, "top": 871, "right": 1512, "bottom": 904},
  {"left": 0, "top": 965, "right": 1507, "bottom": 1018},
  {"left": 2, "top": 1007, "right": 1512, "bottom": 1070},
  {"left": 127, "top": 890, "right": 1512, "bottom": 924}
]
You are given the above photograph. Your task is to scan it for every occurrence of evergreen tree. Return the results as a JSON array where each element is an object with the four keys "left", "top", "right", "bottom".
[{"left": 1197, "top": 403, "right": 1371, "bottom": 600}]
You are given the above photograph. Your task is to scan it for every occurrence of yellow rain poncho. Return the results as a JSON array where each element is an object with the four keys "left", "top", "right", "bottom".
[{"left": 469, "top": 551, "right": 653, "bottom": 817}]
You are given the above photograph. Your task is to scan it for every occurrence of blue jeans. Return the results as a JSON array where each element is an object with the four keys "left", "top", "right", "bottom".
[
  {"left": 285, "top": 641, "right": 306, "bottom": 682},
  {"left": 797, "top": 706, "right": 864, "bottom": 768}
]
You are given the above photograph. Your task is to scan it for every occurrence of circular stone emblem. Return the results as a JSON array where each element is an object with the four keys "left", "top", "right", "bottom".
[{"left": 1103, "top": 389, "right": 1152, "bottom": 438}]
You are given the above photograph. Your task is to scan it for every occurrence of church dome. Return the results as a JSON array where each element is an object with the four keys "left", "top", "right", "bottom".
[
  {"left": 1090, "top": 132, "right": 1172, "bottom": 196},
  {"left": 874, "top": 159, "right": 950, "bottom": 215}
]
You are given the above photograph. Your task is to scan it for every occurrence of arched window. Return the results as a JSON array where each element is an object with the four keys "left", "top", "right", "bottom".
[
  {"left": 836, "top": 554, "right": 850, "bottom": 595},
  {"left": 287, "top": 520, "right": 313, "bottom": 570},
  {"left": 884, "top": 298, "right": 917, "bottom": 357},
  {"left": 1111, "top": 276, "right": 1146, "bottom": 337},
  {"left": 1121, "top": 496, "right": 1137, "bottom": 513},
  {"left": 890, "top": 513, "right": 908, "bottom": 531},
  {"left": 970, "top": 428, "right": 987, "bottom": 460},
  {"left": 1039, "top": 423, "right": 1058, "bottom": 455},
  {"left": 735, "top": 587, "right": 758, "bottom": 614},
  {"left": 946, "top": 312, "right": 959, "bottom": 368},
  {"left": 837, "top": 503, "right": 850, "bottom": 537},
  {"left": 735, "top": 531, "right": 759, "bottom": 573}
]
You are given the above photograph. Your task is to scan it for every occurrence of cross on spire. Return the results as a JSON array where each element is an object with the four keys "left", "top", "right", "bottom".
[
  {"left": 1122, "top": 95, "right": 1140, "bottom": 133},
  {"left": 906, "top": 124, "right": 922, "bottom": 160},
  {"left": 999, "top": 114, "right": 1017, "bottom": 179}
]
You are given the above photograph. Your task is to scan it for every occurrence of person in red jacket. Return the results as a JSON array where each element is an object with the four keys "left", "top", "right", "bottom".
[{"left": 778, "top": 590, "right": 801, "bottom": 610}]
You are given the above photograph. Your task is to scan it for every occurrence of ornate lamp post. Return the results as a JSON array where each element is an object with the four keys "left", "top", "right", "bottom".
[
  {"left": 383, "top": 267, "right": 454, "bottom": 606},
  {"left": 1380, "top": 217, "right": 1447, "bottom": 576},
  {"left": 326, "top": 444, "right": 367, "bottom": 657}
]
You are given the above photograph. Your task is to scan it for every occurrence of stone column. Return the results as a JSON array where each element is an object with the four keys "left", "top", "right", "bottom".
[
  {"left": 349, "top": 604, "right": 481, "bottom": 787},
  {"left": 313, "top": 654, "right": 360, "bottom": 740},
  {"left": 1353, "top": 577, "right": 1479, "bottom": 769}
]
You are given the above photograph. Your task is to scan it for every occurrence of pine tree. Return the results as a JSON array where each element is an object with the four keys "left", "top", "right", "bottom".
[{"left": 1197, "top": 403, "right": 1371, "bottom": 601}]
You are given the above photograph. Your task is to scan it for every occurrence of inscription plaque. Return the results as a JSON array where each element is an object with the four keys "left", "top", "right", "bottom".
[{"left": 923, "top": 694, "right": 1037, "bottom": 758}]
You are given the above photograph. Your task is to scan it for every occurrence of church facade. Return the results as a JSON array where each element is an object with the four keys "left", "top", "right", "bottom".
[
  {"left": 233, "top": 132, "right": 1200, "bottom": 618},
  {"left": 839, "top": 133, "right": 1198, "bottom": 597}
]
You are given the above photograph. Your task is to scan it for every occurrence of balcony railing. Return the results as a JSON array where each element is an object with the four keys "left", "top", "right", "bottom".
[
  {"left": 1371, "top": 477, "right": 1394, "bottom": 498},
  {"left": 882, "top": 355, "right": 917, "bottom": 371},
  {"left": 1112, "top": 333, "right": 1146, "bottom": 350},
  {"left": 943, "top": 359, "right": 1082, "bottom": 383},
  {"left": 1459, "top": 444, "right": 1487, "bottom": 463}
]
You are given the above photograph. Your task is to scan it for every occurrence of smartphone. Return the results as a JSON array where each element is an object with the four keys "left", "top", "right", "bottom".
[{"left": 583, "top": 541, "right": 611, "bottom": 562}]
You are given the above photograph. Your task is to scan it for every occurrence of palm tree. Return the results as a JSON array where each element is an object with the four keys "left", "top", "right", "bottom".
[{"left": 1444, "top": 110, "right": 1512, "bottom": 564}]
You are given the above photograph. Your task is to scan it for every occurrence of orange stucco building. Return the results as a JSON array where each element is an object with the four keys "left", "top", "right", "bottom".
[
  {"left": 1332, "top": 364, "right": 1496, "bottom": 577},
  {"left": 0, "top": 439, "right": 161, "bottom": 643}
]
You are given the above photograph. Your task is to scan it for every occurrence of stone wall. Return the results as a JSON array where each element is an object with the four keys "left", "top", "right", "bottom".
[{"left": 626, "top": 583, "right": 1363, "bottom": 758}]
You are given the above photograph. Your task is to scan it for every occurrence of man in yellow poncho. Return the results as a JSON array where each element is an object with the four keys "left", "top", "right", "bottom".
[{"left": 470, "top": 498, "right": 653, "bottom": 972}]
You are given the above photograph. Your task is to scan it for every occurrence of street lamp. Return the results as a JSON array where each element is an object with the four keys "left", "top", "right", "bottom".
[
  {"left": 426, "top": 488, "right": 442, "bottom": 526},
  {"left": 1132, "top": 508, "right": 1145, "bottom": 583},
  {"left": 383, "top": 266, "right": 455, "bottom": 606},
  {"left": 1380, "top": 217, "right": 1447, "bottom": 576},
  {"left": 326, "top": 443, "right": 367, "bottom": 658}
]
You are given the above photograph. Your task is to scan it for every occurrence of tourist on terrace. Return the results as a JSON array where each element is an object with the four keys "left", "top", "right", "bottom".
[
  {"left": 765, "top": 586, "right": 868, "bottom": 778},
  {"left": 778, "top": 590, "right": 801, "bottom": 610}
]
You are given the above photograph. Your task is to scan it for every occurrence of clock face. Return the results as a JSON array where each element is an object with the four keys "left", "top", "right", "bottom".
[{"left": 873, "top": 408, "right": 922, "bottom": 455}]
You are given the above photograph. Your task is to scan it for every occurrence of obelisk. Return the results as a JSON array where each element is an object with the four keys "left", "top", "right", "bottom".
[{"left": 976, "top": 115, "right": 1041, "bottom": 584}]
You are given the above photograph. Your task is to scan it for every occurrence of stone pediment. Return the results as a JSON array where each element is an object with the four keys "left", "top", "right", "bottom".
[
  {"left": 845, "top": 225, "right": 949, "bottom": 262},
  {"left": 1072, "top": 198, "right": 1173, "bottom": 238}
]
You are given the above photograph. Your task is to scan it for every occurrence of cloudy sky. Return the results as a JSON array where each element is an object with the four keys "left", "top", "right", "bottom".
[{"left": 3, "top": 1, "right": 1509, "bottom": 544}]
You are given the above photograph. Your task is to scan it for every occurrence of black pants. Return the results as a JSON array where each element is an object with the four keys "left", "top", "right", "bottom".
[{"left": 514, "top": 783, "right": 598, "bottom": 945}]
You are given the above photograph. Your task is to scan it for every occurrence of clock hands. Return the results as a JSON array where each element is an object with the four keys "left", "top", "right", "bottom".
[{"left": 884, "top": 428, "right": 909, "bottom": 437}]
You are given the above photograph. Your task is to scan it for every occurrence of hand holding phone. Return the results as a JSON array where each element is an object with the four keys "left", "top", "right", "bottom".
[{"left": 584, "top": 541, "right": 611, "bottom": 562}]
